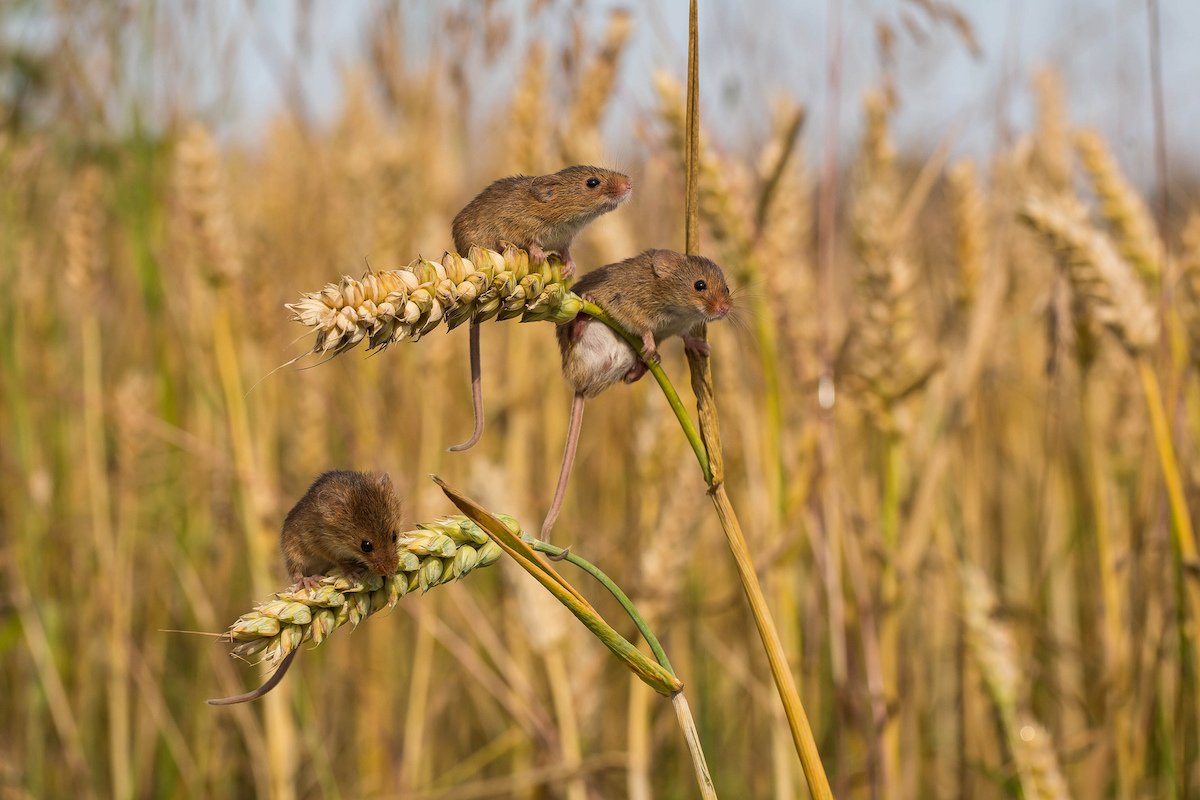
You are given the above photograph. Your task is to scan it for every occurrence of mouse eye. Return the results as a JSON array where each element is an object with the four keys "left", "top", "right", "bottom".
[
  {"left": 360, "top": 540, "right": 374, "bottom": 553},
  {"left": 694, "top": 279, "right": 707, "bottom": 292},
  {"left": 586, "top": 177, "right": 601, "bottom": 188},
  {"left": 391, "top": 531, "right": 398, "bottom": 543}
]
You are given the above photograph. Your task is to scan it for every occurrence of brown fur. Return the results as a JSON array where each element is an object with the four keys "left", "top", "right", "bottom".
[
  {"left": 542, "top": 250, "right": 732, "bottom": 537},
  {"left": 556, "top": 249, "right": 733, "bottom": 396},
  {"left": 281, "top": 470, "right": 403, "bottom": 584},
  {"left": 446, "top": 165, "right": 631, "bottom": 452},
  {"left": 451, "top": 165, "right": 632, "bottom": 273}
]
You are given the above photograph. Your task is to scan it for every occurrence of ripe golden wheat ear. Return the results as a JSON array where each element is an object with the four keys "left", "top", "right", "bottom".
[
  {"left": 222, "top": 516, "right": 505, "bottom": 668},
  {"left": 286, "top": 246, "right": 582, "bottom": 357}
]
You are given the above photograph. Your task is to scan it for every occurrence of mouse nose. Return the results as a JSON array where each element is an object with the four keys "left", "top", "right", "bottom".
[
  {"left": 711, "top": 299, "right": 731, "bottom": 318},
  {"left": 617, "top": 176, "right": 632, "bottom": 195}
]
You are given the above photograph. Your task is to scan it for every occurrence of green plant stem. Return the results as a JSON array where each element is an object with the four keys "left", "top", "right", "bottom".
[
  {"left": 580, "top": 301, "right": 710, "bottom": 482},
  {"left": 434, "top": 478, "right": 681, "bottom": 695},
  {"left": 434, "top": 480, "right": 716, "bottom": 798},
  {"left": 528, "top": 539, "right": 673, "bottom": 675}
]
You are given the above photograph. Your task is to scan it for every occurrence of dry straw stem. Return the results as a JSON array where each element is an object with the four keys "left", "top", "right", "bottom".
[
  {"left": 658, "top": 72, "right": 811, "bottom": 792},
  {"left": 960, "top": 563, "right": 1072, "bottom": 800},
  {"left": 680, "top": 1, "right": 832, "bottom": 797},
  {"left": 1180, "top": 214, "right": 1200, "bottom": 364},
  {"left": 1074, "top": 129, "right": 1163, "bottom": 285},
  {"left": 218, "top": 516, "right": 504, "bottom": 670}
]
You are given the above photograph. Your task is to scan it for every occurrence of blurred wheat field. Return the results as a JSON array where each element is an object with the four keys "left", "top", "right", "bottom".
[{"left": 2, "top": 2, "right": 1200, "bottom": 798}]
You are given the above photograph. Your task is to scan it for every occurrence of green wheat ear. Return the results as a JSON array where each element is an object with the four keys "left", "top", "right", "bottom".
[
  {"left": 286, "top": 245, "right": 584, "bottom": 357},
  {"left": 223, "top": 516, "right": 506, "bottom": 667}
]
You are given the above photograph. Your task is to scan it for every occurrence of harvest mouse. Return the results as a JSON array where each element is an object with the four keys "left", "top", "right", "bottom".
[
  {"left": 447, "top": 165, "right": 633, "bottom": 452},
  {"left": 542, "top": 249, "right": 732, "bottom": 538},
  {"left": 207, "top": 470, "right": 403, "bottom": 706},
  {"left": 281, "top": 470, "right": 403, "bottom": 589}
]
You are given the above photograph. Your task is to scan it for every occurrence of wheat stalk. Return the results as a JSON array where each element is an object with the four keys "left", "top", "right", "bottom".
[
  {"left": 1074, "top": 130, "right": 1163, "bottom": 285},
  {"left": 849, "top": 89, "right": 932, "bottom": 407},
  {"left": 948, "top": 160, "right": 987, "bottom": 307},
  {"left": 961, "top": 562, "right": 1072, "bottom": 800},
  {"left": 563, "top": 8, "right": 632, "bottom": 150},
  {"left": 1179, "top": 214, "right": 1200, "bottom": 365},
  {"left": 222, "top": 516, "right": 504, "bottom": 668},
  {"left": 654, "top": 71, "right": 757, "bottom": 263},
  {"left": 1020, "top": 194, "right": 1159, "bottom": 355},
  {"left": 64, "top": 166, "right": 104, "bottom": 294},
  {"left": 1032, "top": 69, "right": 1071, "bottom": 192},
  {"left": 508, "top": 41, "right": 549, "bottom": 173},
  {"left": 174, "top": 124, "right": 243, "bottom": 284}
]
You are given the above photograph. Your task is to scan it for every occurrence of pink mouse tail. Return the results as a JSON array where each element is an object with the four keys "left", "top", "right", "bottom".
[{"left": 541, "top": 392, "right": 586, "bottom": 540}]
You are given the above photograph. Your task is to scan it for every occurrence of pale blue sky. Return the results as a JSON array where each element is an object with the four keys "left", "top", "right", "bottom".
[
  {"left": 8, "top": 1, "right": 1193, "bottom": 187},
  {"left": 215, "top": 0, "right": 1198, "bottom": 191}
]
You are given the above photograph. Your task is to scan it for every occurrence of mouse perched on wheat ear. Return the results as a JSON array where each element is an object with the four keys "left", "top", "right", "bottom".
[
  {"left": 542, "top": 249, "right": 732, "bottom": 538},
  {"left": 207, "top": 470, "right": 403, "bottom": 706},
  {"left": 447, "top": 165, "right": 633, "bottom": 452},
  {"left": 281, "top": 470, "right": 403, "bottom": 590}
]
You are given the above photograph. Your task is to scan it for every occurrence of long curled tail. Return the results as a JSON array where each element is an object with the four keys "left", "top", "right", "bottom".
[{"left": 206, "top": 649, "right": 298, "bottom": 706}]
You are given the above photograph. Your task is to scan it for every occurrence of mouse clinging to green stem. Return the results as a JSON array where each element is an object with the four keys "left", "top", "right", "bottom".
[{"left": 542, "top": 248, "right": 732, "bottom": 539}]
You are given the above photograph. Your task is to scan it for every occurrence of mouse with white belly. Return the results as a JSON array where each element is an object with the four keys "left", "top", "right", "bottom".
[{"left": 542, "top": 249, "right": 732, "bottom": 538}]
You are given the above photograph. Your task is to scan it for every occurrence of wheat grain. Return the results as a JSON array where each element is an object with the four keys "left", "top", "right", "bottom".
[
  {"left": 223, "top": 516, "right": 505, "bottom": 668},
  {"left": 287, "top": 246, "right": 581, "bottom": 357},
  {"left": 1021, "top": 194, "right": 1158, "bottom": 355},
  {"left": 1075, "top": 130, "right": 1163, "bottom": 285},
  {"left": 174, "top": 124, "right": 243, "bottom": 284}
]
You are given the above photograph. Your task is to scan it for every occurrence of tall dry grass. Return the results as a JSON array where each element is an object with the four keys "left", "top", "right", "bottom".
[{"left": 1, "top": 3, "right": 1198, "bottom": 798}]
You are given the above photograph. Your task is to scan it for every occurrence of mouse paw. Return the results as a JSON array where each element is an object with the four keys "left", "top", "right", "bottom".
[
  {"left": 683, "top": 335, "right": 711, "bottom": 357},
  {"left": 639, "top": 331, "right": 660, "bottom": 364},
  {"left": 528, "top": 243, "right": 548, "bottom": 266},
  {"left": 294, "top": 574, "right": 326, "bottom": 592},
  {"left": 623, "top": 362, "right": 649, "bottom": 383}
]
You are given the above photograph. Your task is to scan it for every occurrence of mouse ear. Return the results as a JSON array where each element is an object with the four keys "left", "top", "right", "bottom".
[
  {"left": 530, "top": 175, "right": 555, "bottom": 203},
  {"left": 376, "top": 472, "right": 393, "bottom": 490},
  {"left": 650, "top": 249, "right": 671, "bottom": 279}
]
